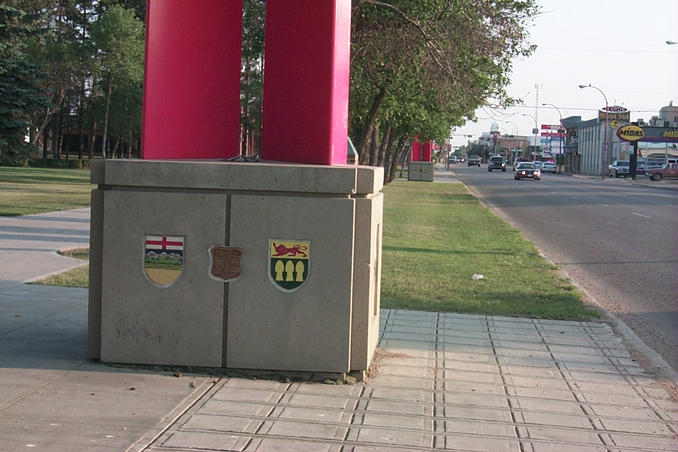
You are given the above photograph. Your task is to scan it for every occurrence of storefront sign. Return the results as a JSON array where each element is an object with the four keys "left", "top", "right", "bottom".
[
  {"left": 617, "top": 125, "right": 644, "bottom": 141},
  {"left": 599, "top": 106, "right": 630, "bottom": 122}
]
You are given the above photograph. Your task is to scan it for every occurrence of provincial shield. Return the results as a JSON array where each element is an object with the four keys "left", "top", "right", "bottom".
[
  {"left": 144, "top": 235, "right": 184, "bottom": 287},
  {"left": 269, "top": 239, "right": 310, "bottom": 292}
]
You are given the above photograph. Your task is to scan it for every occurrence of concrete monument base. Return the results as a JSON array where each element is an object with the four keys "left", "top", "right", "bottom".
[
  {"left": 408, "top": 161, "right": 434, "bottom": 182},
  {"left": 88, "top": 160, "right": 383, "bottom": 374}
]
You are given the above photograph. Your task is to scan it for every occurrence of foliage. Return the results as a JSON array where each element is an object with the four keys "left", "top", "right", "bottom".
[
  {"left": 240, "top": 0, "right": 266, "bottom": 157},
  {"left": 0, "top": 3, "right": 49, "bottom": 165},
  {"left": 1, "top": 1, "right": 145, "bottom": 165},
  {"left": 350, "top": 0, "right": 539, "bottom": 182}
]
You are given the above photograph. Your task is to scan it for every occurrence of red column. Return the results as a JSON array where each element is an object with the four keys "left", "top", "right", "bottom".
[
  {"left": 411, "top": 140, "right": 422, "bottom": 162},
  {"left": 422, "top": 140, "right": 433, "bottom": 162},
  {"left": 142, "top": 0, "right": 242, "bottom": 159},
  {"left": 261, "top": 0, "right": 351, "bottom": 165}
]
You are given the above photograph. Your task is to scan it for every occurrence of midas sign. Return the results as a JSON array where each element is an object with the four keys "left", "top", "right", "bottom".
[{"left": 617, "top": 125, "right": 645, "bottom": 141}]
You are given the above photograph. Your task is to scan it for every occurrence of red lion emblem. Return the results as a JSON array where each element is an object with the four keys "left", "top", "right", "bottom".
[{"left": 272, "top": 242, "right": 308, "bottom": 258}]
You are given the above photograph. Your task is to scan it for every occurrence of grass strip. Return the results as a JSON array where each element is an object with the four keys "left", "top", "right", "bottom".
[
  {"left": 0, "top": 167, "right": 93, "bottom": 216},
  {"left": 380, "top": 180, "right": 599, "bottom": 320}
]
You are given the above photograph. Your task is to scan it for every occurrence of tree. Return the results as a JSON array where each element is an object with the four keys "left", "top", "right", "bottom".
[
  {"left": 0, "top": 3, "right": 49, "bottom": 164},
  {"left": 240, "top": 0, "right": 265, "bottom": 157},
  {"left": 350, "top": 0, "right": 538, "bottom": 182},
  {"left": 90, "top": 4, "right": 143, "bottom": 158}
]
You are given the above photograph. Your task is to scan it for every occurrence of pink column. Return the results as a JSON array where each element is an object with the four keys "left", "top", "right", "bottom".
[
  {"left": 411, "top": 140, "right": 422, "bottom": 162},
  {"left": 261, "top": 0, "right": 351, "bottom": 165},
  {"left": 142, "top": 0, "right": 242, "bottom": 159},
  {"left": 422, "top": 140, "right": 433, "bottom": 162}
]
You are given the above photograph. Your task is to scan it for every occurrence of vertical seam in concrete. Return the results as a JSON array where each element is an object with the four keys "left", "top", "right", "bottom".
[
  {"left": 534, "top": 320, "right": 611, "bottom": 449},
  {"left": 433, "top": 312, "right": 441, "bottom": 449},
  {"left": 580, "top": 323, "right": 676, "bottom": 437},
  {"left": 487, "top": 316, "right": 525, "bottom": 451},
  {"left": 222, "top": 194, "right": 231, "bottom": 367}
]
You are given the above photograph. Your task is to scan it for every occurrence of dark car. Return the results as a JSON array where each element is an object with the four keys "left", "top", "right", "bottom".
[
  {"left": 488, "top": 156, "right": 506, "bottom": 172},
  {"left": 514, "top": 162, "right": 541, "bottom": 180},
  {"left": 468, "top": 156, "right": 481, "bottom": 166}
]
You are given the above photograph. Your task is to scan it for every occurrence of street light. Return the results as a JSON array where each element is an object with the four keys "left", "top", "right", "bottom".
[
  {"left": 579, "top": 83, "right": 609, "bottom": 179},
  {"left": 521, "top": 113, "right": 538, "bottom": 161}
]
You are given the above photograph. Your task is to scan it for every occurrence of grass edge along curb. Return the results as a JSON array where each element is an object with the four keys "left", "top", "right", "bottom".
[{"left": 380, "top": 180, "right": 600, "bottom": 321}]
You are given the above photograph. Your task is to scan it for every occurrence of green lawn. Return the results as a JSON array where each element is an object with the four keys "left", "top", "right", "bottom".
[
  {"left": 0, "top": 167, "right": 93, "bottom": 216},
  {"left": 380, "top": 181, "right": 599, "bottom": 320}
]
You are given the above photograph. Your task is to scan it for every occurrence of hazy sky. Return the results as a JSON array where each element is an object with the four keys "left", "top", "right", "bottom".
[{"left": 450, "top": 0, "right": 678, "bottom": 147}]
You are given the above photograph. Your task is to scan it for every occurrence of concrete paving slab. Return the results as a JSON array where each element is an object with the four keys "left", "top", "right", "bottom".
[{"left": 2, "top": 211, "right": 677, "bottom": 451}]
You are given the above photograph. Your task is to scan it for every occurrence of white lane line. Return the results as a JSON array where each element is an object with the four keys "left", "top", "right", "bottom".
[
  {"left": 601, "top": 203, "right": 609, "bottom": 207},
  {"left": 632, "top": 212, "right": 652, "bottom": 219}
]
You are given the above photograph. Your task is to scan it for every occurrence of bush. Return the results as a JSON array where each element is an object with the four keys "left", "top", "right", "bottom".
[{"left": 0, "top": 143, "right": 35, "bottom": 167}]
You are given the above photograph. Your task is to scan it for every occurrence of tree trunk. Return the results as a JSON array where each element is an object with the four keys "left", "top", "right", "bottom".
[
  {"left": 387, "top": 136, "right": 408, "bottom": 184},
  {"left": 101, "top": 74, "right": 113, "bottom": 159},
  {"left": 377, "top": 125, "right": 393, "bottom": 167},
  {"left": 357, "top": 86, "right": 386, "bottom": 162},
  {"left": 78, "top": 88, "right": 84, "bottom": 160},
  {"left": 368, "top": 123, "right": 379, "bottom": 166}
]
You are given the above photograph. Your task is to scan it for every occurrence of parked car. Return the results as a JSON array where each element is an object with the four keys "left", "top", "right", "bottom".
[
  {"left": 647, "top": 163, "right": 678, "bottom": 181},
  {"left": 541, "top": 162, "right": 557, "bottom": 173},
  {"left": 514, "top": 162, "right": 541, "bottom": 180},
  {"left": 468, "top": 156, "right": 481, "bottom": 167},
  {"left": 488, "top": 156, "right": 506, "bottom": 172},
  {"left": 608, "top": 160, "right": 630, "bottom": 178}
]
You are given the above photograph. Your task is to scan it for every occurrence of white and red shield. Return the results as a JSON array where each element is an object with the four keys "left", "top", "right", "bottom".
[{"left": 143, "top": 235, "right": 184, "bottom": 287}]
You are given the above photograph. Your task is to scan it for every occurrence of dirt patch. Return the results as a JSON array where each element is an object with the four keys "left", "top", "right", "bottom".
[{"left": 367, "top": 347, "right": 414, "bottom": 379}]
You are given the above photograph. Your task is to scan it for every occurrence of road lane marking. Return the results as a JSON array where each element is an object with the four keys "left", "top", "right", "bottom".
[{"left": 632, "top": 212, "right": 652, "bottom": 219}]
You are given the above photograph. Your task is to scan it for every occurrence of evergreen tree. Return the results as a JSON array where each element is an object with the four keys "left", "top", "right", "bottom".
[{"left": 0, "top": 4, "right": 48, "bottom": 164}]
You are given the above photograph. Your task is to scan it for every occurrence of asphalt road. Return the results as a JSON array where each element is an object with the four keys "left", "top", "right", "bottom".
[{"left": 447, "top": 164, "right": 678, "bottom": 372}]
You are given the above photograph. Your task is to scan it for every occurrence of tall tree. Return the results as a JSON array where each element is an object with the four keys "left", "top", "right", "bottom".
[
  {"left": 240, "top": 0, "right": 265, "bottom": 157},
  {"left": 0, "top": 3, "right": 49, "bottom": 164},
  {"left": 90, "top": 4, "right": 143, "bottom": 158},
  {"left": 350, "top": 0, "right": 538, "bottom": 182}
]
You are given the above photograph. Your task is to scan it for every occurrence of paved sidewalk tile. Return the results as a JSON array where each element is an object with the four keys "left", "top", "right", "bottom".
[{"left": 141, "top": 310, "right": 678, "bottom": 451}]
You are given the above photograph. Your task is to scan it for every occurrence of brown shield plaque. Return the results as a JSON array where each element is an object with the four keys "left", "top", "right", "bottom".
[{"left": 209, "top": 246, "right": 243, "bottom": 282}]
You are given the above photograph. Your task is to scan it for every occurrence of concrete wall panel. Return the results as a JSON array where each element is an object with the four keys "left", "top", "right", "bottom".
[
  {"left": 100, "top": 191, "right": 227, "bottom": 367},
  {"left": 227, "top": 195, "right": 355, "bottom": 372}
]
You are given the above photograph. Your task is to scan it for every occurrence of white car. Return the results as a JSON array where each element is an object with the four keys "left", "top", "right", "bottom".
[{"left": 541, "top": 162, "right": 557, "bottom": 173}]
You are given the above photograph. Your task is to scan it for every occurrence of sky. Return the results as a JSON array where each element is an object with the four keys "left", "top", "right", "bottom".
[{"left": 449, "top": 0, "right": 678, "bottom": 147}]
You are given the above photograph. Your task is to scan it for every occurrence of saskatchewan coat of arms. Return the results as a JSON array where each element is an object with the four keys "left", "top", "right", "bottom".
[
  {"left": 143, "top": 235, "right": 184, "bottom": 287},
  {"left": 269, "top": 239, "right": 310, "bottom": 292}
]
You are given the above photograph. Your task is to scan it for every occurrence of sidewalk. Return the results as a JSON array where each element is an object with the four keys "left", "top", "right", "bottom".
[{"left": 1, "top": 209, "right": 676, "bottom": 451}]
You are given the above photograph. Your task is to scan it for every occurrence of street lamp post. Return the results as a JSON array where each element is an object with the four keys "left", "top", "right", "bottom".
[
  {"left": 579, "top": 83, "right": 609, "bottom": 179},
  {"left": 521, "top": 113, "right": 538, "bottom": 161}
]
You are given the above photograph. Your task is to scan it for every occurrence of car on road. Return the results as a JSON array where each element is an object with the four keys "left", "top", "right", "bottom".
[
  {"left": 487, "top": 156, "right": 506, "bottom": 172},
  {"left": 468, "top": 156, "right": 481, "bottom": 167},
  {"left": 541, "top": 162, "right": 557, "bottom": 173},
  {"left": 608, "top": 160, "right": 630, "bottom": 178},
  {"left": 448, "top": 156, "right": 458, "bottom": 164},
  {"left": 514, "top": 162, "right": 541, "bottom": 180},
  {"left": 532, "top": 161, "right": 543, "bottom": 170},
  {"left": 647, "top": 163, "right": 678, "bottom": 181}
]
